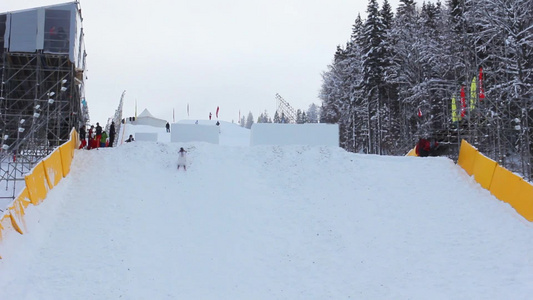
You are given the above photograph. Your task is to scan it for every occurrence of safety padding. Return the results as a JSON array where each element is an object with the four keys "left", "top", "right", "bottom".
[
  {"left": 24, "top": 161, "right": 50, "bottom": 205},
  {"left": 0, "top": 213, "right": 13, "bottom": 244},
  {"left": 43, "top": 148, "right": 65, "bottom": 189},
  {"left": 472, "top": 152, "right": 497, "bottom": 190},
  {"left": 8, "top": 189, "right": 31, "bottom": 235},
  {"left": 457, "top": 139, "right": 477, "bottom": 175},
  {"left": 70, "top": 128, "right": 78, "bottom": 155},
  {"left": 406, "top": 147, "right": 417, "bottom": 156},
  {"left": 514, "top": 181, "right": 533, "bottom": 222},
  {"left": 59, "top": 142, "right": 73, "bottom": 176},
  {"left": 489, "top": 165, "right": 522, "bottom": 203}
]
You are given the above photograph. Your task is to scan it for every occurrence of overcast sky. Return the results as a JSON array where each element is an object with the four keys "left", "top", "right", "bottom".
[{"left": 1, "top": 0, "right": 400, "bottom": 124}]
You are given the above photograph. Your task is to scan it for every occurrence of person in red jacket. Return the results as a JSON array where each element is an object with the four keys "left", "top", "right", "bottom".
[
  {"left": 415, "top": 138, "right": 431, "bottom": 157},
  {"left": 416, "top": 138, "right": 442, "bottom": 157}
]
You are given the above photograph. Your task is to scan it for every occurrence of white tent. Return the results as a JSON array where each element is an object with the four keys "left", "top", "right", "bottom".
[{"left": 130, "top": 109, "right": 168, "bottom": 128}]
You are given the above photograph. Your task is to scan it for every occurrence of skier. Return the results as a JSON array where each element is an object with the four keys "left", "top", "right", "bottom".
[
  {"left": 177, "top": 147, "right": 187, "bottom": 171},
  {"left": 166, "top": 122, "right": 170, "bottom": 133}
]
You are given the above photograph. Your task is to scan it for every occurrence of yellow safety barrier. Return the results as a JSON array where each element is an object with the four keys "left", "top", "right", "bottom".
[
  {"left": 60, "top": 141, "right": 73, "bottom": 176},
  {"left": 8, "top": 189, "right": 31, "bottom": 235},
  {"left": 43, "top": 148, "right": 65, "bottom": 189},
  {"left": 457, "top": 139, "right": 477, "bottom": 176},
  {"left": 0, "top": 213, "right": 13, "bottom": 241},
  {"left": 514, "top": 180, "right": 533, "bottom": 221},
  {"left": 406, "top": 147, "right": 417, "bottom": 156},
  {"left": 458, "top": 139, "right": 533, "bottom": 222},
  {"left": 472, "top": 152, "right": 498, "bottom": 190},
  {"left": 70, "top": 129, "right": 78, "bottom": 155},
  {"left": 24, "top": 161, "right": 50, "bottom": 205},
  {"left": 489, "top": 165, "right": 522, "bottom": 204},
  {"left": 1, "top": 129, "right": 79, "bottom": 258}
]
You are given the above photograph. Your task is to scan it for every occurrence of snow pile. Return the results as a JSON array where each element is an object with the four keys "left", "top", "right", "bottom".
[{"left": 0, "top": 122, "right": 531, "bottom": 299}]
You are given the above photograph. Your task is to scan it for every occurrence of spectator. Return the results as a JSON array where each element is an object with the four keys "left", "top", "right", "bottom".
[
  {"left": 416, "top": 138, "right": 442, "bottom": 157},
  {"left": 415, "top": 138, "right": 431, "bottom": 157},
  {"left": 166, "top": 122, "right": 170, "bottom": 133},
  {"left": 109, "top": 121, "right": 116, "bottom": 147},
  {"left": 125, "top": 135, "right": 135, "bottom": 143},
  {"left": 100, "top": 131, "right": 108, "bottom": 147},
  {"left": 87, "top": 125, "right": 94, "bottom": 150},
  {"left": 79, "top": 125, "right": 87, "bottom": 149},
  {"left": 95, "top": 122, "right": 102, "bottom": 149}
]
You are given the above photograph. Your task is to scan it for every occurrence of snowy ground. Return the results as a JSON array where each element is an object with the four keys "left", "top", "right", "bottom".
[{"left": 0, "top": 121, "right": 531, "bottom": 299}]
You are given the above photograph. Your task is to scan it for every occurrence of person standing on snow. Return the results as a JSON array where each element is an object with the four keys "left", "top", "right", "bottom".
[
  {"left": 87, "top": 125, "right": 94, "bottom": 150},
  {"left": 166, "top": 122, "right": 170, "bottom": 133},
  {"left": 177, "top": 147, "right": 187, "bottom": 171},
  {"left": 109, "top": 121, "right": 116, "bottom": 147},
  {"left": 100, "top": 131, "right": 108, "bottom": 147},
  {"left": 79, "top": 125, "right": 86, "bottom": 149},
  {"left": 95, "top": 122, "right": 103, "bottom": 149}
]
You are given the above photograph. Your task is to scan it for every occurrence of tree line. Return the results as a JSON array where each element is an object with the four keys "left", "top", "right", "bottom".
[
  {"left": 239, "top": 103, "right": 320, "bottom": 129},
  {"left": 319, "top": 0, "right": 532, "bottom": 180}
]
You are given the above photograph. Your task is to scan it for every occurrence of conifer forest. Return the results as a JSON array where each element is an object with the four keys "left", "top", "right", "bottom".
[{"left": 319, "top": 0, "right": 532, "bottom": 180}]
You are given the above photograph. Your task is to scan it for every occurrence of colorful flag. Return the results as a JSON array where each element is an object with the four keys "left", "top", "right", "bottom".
[
  {"left": 470, "top": 76, "right": 476, "bottom": 110},
  {"left": 479, "top": 67, "right": 485, "bottom": 100},
  {"left": 216, "top": 106, "right": 220, "bottom": 118},
  {"left": 451, "top": 95, "right": 459, "bottom": 122},
  {"left": 460, "top": 86, "right": 466, "bottom": 118}
]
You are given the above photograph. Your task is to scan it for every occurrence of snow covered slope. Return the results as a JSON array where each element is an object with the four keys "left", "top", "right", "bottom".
[{"left": 0, "top": 123, "right": 531, "bottom": 299}]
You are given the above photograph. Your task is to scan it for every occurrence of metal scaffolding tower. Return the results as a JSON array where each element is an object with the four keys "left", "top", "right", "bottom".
[{"left": 0, "top": 2, "right": 87, "bottom": 202}]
